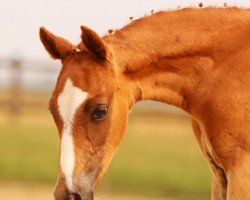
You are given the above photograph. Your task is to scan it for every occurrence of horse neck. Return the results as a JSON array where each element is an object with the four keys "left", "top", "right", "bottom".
[{"left": 104, "top": 8, "right": 249, "bottom": 114}]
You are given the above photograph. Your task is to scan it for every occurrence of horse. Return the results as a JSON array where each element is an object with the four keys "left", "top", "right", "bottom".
[{"left": 39, "top": 7, "right": 250, "bottom": 200}]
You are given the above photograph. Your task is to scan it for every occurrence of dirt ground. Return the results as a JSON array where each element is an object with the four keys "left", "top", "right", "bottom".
[{"left": 0, "top": 183, "right": 169, "bottom": 200}]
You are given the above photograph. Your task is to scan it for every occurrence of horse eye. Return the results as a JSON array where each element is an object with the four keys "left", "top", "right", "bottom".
[{"left": 91, "top": 105, "right": 108, "bottom": 121}]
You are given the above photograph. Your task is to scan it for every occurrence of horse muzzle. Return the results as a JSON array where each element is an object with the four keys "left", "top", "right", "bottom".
[{"left": 54, "top": 176, "right": 94, "bottom": 200}]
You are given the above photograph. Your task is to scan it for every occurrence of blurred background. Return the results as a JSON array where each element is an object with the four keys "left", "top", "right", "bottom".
[{"left": 1, "top": 0, "right": 249, "bottom": 199}]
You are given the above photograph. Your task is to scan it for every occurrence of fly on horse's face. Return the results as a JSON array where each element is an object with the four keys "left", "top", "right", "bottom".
[{"left": 40, "top": 27, "right": 130, "bottom": 200}]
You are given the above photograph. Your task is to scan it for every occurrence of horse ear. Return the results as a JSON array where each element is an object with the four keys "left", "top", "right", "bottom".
[
  {"left": 39, "top": 27, "right": 73, "bottom": 60},
  {"left": 81, "top": 26, "right": 108, "bottom": 60}
]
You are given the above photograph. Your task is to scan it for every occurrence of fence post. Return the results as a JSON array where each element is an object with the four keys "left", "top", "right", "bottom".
[{"left": 9, "top": 57, "right": 22, "bottom": 118}]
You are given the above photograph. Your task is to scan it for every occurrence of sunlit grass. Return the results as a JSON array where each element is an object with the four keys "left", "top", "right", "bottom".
[
  {"left": 0, "top": 114, "right": 58, "bottom": 184},
  {"left": 0, "top": 108, "right": 211, "bottom": 199},
  {"left": 99, "top": 115, "right": 211, "bottom": 199}
]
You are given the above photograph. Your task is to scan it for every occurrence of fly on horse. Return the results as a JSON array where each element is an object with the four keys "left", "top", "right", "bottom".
[{"left": 39, "top": 7, "right": 250, "bottom": 200}]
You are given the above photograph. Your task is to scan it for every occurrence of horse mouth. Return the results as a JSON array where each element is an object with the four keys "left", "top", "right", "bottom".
[{"left": 70, "top": 191, "right": 94, "bottom": 200}]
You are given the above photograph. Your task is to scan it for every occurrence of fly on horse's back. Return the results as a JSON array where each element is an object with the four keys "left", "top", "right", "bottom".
[{"left": 39, "top": 6, "right": 250, "bottom": 200}]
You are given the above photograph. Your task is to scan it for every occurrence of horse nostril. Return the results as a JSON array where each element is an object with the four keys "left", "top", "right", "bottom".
[
  {"left": 90, "top": 191, "right": 94, "bottom": 200},
  {"left": 85, "top": 192, "right": 94, "bottom": 200},
  {"left": 78, "top": 190, "right": 94, "bottom": 200},
  {"left": 70, "top": 193, "right": 82, "bottom": 200},
  {"left": 53, "top": 178, "right": 70, "bottom": 200}
]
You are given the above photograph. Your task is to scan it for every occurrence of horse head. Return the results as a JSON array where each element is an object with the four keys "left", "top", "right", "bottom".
[{"left": 40, "top": 26, "right": 133, "bottom": 200}]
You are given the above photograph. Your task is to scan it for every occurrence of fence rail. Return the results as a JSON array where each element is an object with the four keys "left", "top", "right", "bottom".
[
  {"left": 0, "top": 57, "right": 185, "bottom": 118},
  {"left": 0, "top": 57, "right": 59, "bottom": 117}
]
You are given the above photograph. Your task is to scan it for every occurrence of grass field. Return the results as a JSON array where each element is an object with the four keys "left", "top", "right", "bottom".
[{"left": 0, "top": 103, "right": 212, "bottom": 200}]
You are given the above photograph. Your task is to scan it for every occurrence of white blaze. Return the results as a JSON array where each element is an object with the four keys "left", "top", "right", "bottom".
[{"left": 57, "top": 79, "right": 88, "bottom": 192}]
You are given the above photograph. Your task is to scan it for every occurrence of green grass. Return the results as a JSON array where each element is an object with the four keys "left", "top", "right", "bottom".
[
  {"left": 0, "top": 111, "right": 212, "bottom": 199},
  {"left": 0, "top": 116, "right": 58, "bottom": 184},
  {"left": 99, "top": 115, "right": 212, "bottom": 199}
]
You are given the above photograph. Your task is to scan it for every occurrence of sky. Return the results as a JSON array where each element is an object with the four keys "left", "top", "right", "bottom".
[{"left": 0, "top": 0, "right": 249, "bottom": 61}]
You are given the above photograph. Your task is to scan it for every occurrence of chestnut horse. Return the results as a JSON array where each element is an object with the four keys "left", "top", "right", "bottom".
[{"left": 39, "top": 7, "right": 250, "bottom": 200}]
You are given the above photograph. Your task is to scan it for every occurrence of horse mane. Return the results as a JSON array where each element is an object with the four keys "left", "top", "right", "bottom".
[
  {"left": 70, "top": 7, "right": 250, "bottom": 70},
  {"left": 104, "top": 6, "right": 248, "bottom": 38},
  {"left": 102, "top": 7, "right": 250, "bottom": 72}
]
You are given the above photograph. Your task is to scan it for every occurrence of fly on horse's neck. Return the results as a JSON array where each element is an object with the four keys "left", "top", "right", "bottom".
[{"left": 40, "top": 7, "right": 250, "bottom": 200}]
